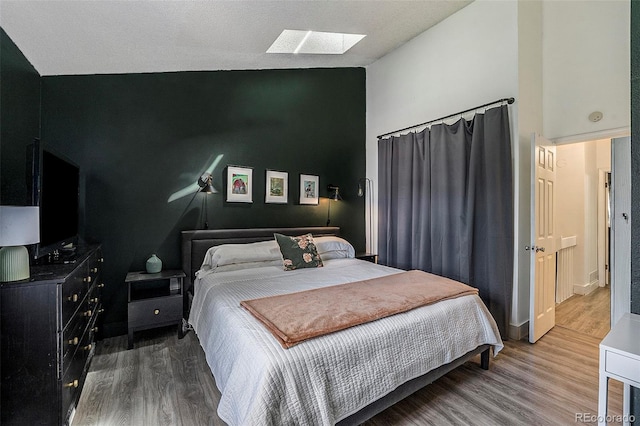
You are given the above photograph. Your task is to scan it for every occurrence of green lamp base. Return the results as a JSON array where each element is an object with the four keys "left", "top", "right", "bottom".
[{"left": 0, "top": 245, "right": 31, "bottom": 282}]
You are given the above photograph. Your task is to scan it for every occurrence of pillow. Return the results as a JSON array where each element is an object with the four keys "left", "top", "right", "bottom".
[
  {"left": 213, "top": 260, "right": 283, "bottom": 273},
  {"left": 200, "top": 240, "right": 281, "bottom": 272},
  {"left": 274, "top": 233, "right": 323, "bottom": 271},
  {"left": 314, "top": 236, "right": 355, "bottom": 260}
]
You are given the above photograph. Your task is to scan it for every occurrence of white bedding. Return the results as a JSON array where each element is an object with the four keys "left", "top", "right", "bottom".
[{"left": 189, "top": 258, "right": 504, "bottom": 426}]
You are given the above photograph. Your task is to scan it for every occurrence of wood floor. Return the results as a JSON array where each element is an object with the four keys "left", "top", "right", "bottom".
[
  {"left": 556, "top": 285, "right": 611, "bottom": 339},
  {"left": 73, "top": 290, "right": 620, "bottom": 426}
]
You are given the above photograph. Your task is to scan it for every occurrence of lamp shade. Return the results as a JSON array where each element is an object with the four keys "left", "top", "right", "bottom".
[
  {"left": 198, "top": 173, "right": 218, "bottom": 194},
  {"left": 0, "top": 206, "right": 39, "bottom": 282},
  {"left": 0, "top": 206, "right": 40, "bottom": 246},
  {"left": 327, "top": 185, "right": 342, "bottom": 201}
]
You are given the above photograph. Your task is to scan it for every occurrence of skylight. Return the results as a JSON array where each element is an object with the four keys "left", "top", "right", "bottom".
[{"left": 267, "top": 30, "right": 366, "bottom": 55}]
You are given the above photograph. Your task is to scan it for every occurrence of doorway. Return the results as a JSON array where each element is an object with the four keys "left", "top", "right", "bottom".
[{"left": 553, "top": 138, "right": 611, "bottom": 339}]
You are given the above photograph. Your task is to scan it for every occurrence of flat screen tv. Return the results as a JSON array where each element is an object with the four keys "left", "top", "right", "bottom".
[{"left": 28, "top": 141, "right": 80, "bottom": 260}]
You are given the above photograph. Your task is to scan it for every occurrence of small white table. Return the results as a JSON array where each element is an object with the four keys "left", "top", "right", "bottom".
[{"left": 599, "top": 312, "right": 640, "bottom": 426}]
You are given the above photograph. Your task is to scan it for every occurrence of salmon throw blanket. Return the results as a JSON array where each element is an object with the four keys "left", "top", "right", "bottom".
[{"left": 240, "top": 270, "right": 479, "bottom": 348}]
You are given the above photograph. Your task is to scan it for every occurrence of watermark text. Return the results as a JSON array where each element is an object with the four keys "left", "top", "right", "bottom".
[{"left": 575, "top": 412, "right": 635, "bottom": 423}]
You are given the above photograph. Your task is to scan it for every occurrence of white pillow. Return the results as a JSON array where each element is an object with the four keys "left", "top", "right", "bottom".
[
  {"left": 314, "top": 236, "right": 355, "bottom": 260},
  {"left": 213, "top": 260, "right": 283, "bottom": 273},
  {"left": 200, "top": 240, "right": 281, "bottom": 271}
]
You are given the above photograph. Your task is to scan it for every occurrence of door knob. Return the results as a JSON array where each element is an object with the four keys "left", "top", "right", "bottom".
[{"left": 535, "top": 246, "right": 545, "bottom": 253}]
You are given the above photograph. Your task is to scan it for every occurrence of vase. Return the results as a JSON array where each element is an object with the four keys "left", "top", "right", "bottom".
[{"left": 146, "top": 254, "right": 162, "bottom": 274}]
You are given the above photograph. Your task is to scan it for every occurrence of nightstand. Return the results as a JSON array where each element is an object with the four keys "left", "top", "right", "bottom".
[
  {"left": 126, "top": 270, "right": 185, "bottom": 349},
  {"left": 356, "top": 253, "right": 378, "bottom": 264}
]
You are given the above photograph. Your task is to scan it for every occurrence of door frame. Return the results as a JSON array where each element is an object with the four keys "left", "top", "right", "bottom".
[
  {"left": 528, "top": 131, "right": 630, "bottom": 341},
  {"left": 597, "top": 168, "right": 611, "bottom": 288},
  {"left": 610, "top": 136, "right": 631, "bottom": 326}
]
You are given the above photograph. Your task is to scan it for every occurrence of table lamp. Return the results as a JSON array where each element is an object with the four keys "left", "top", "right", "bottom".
[{"left": 0, "top": 206, "right": 40, "bottom": 282}]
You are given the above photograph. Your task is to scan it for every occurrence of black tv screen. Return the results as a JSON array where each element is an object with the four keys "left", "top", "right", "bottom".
[{"left": 38, "top": 149, "right": 80, "bottom": 254}]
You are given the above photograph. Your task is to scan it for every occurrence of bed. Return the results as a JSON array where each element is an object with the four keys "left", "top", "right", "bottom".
[{"left": 181, "top": 227, "right": 503, "bottom": 425}]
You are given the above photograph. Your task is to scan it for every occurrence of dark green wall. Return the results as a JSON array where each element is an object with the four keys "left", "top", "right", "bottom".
[
  {"left": 631, "top": 1, "right": 639, "bottom": 420},
  {"left": 631, "top": 0, "right": 640, "bottom": 317},
  {"left": 40, "top": 68, "right": 366, "bottom": 336},
  {"left": 0, "top": 28, "right": 41, "bottom": 205}
]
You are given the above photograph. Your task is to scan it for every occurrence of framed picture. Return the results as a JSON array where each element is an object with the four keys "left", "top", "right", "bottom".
[
  {"left": 265, "top": 170, "right": 288, "bottom": 204},
  {"left": 226, "top": 166, "right": 253, "bottom": 203},
  {"left": 299, "top": 174, "right": 319, "bottom": 205}
]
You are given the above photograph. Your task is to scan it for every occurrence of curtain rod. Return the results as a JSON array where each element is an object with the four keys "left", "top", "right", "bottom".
[{"left": 376, "top": 97, "right": 515, "bottom": 140}]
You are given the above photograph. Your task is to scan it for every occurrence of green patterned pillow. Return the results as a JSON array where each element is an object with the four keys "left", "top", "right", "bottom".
[{"left": 274, "top": 233, "right": 324, "bottom": 271}]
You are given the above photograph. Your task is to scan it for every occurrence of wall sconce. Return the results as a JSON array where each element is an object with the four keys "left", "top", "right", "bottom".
[
  {"left": 358, "top": 178, "right": 373, "bottom": 253},
  {"left": 197, "top": 173, "right": 217, "bottom": 229},
  {"left": 0, "top": 206, "right": 40, "bottom": 282},
  {"left": 326, "top": 184, "right": 341, "bottom": 226},
  {"left": 198, "top": 172, "right": 217, "bottom": 194}
]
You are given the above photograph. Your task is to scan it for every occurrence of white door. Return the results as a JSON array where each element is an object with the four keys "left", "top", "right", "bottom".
[
  {"left": 529, "top": 134, "right": 557, "bottom": 343},
  {"left": 611, "top": 136, "right": 631, "bottom": 326}
]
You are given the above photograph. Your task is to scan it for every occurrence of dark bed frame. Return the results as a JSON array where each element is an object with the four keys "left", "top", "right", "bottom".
[{"left": 181, "top": 226, "right": 490, "bottom": 425}]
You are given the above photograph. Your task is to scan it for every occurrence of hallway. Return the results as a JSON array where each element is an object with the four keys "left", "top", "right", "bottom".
[{"left": 555, "top": 285, "right": 611, "bottom": 339}]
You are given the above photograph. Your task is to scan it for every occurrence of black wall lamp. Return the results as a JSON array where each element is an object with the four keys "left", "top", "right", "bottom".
[
  {"left": 358, "top": 178, "right": 373, "bottom": 253},
  {"left": 326, "top": 184, "right": 341, "bottom": 226},
  {"left": 198, "top": 173, "right": 217, "bottom": 229}
]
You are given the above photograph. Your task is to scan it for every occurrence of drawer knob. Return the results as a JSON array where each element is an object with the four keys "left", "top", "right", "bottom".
[
  {"left": 83, "top": 276, "right": 92, "bottom": 283},
  {"left": 64, "top": 379, "right": 79, "bottom": 388},
  {"left": 91, "top": 326, "right": 99, "bottom": 333},
  {"left": 98, "top": 308, "right": 105, "bottom": 314},
  {"left": 83, "top": 310, "right": 92, "bottom": 317},
  {"left": 154, "top": 309, "right": 160, "bottom": 315},
  {"left": 98, "top": 257, "right": 104, "bottom": 263},
  {"left": 90, "top": 297, "right": 99, "bottom": 304},
  {"left": 83, "top": 344, "right": 92, "bottom": 351},
  {"left": 68, "top": 293, "right": 79, "bottom": 303},
  {"left": 98, "top": 283, "right": 105, "bottom": 288},
  {"left": 91, "top": 267, "right": 98, "bottom": 273},
  {"left": 68, "top": 337, "right": 79, "bottom": 345}
]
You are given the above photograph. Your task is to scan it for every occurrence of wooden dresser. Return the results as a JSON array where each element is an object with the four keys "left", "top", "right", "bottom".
[{"left": 0, "top": 244, "right": 103, "bottom": 425}]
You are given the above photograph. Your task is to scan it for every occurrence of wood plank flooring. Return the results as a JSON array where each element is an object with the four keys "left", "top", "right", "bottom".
[
  {"left": 72, "top": 327, "right": 224, "bottom": 426},
  {"left": 73, "top": 322, "right": 622, "bottom": 426},
  {"left": 364, "top": 326, "right": 622, "bottom": 425},
  {"left": 556, "top": 285, "right": 611, "bottom": 339}
]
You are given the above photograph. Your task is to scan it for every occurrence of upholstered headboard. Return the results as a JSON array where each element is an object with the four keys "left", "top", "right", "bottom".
[{"left": 180, "top": 227, "right": 340, "bottom": 316}]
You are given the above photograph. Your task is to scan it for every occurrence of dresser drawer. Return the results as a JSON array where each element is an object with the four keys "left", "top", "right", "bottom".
[
  {"left": 87, "top": 249, "right": 103, "bottom": 286},
  {"left": 61, "top": 299, "right": 96, "bottom": 372},
  {"left": 61, "top": 267, "right": 90, "bottom": 327},
  {"left": 605, "top": 350, "right": 640, "bottom": 383},
  {"left": 60, "top": 331, "right": 91, "bottom": 424},
  {"left": 62, "top": 310, "right": 88, "bottom": 371},
  {"left": 129, "top": 295, "right": 182, "bottom": 329}
]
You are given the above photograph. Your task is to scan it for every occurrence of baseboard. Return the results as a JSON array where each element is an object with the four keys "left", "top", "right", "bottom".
[
  {"left": 573, "top": 279, "right": 599, "bottom": 296},
  {"left": 508, "top": 321, "right": 529, "bottom": 340}
]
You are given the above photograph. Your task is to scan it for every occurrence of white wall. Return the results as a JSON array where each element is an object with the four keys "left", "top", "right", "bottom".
[
  {"left": 365, "top": 0, "right": 519, "bottom": 263},
  {"left": 366, "top": 0, "right": 629, "bottom": 337},
  {"left": 543, "top": 0, "right": 630, "bottom": 140},
  {"left": 556, "top": 143, "right": 587, "bottom": 288},
  {"left": 516, "top": 0, "right": 543, "bottom": 335},
  {"left": 584, "top": 141, "right": 598, "bottom": 283},
  {"left": 556, "top": 139, "right": 611, "bottom": 294}
]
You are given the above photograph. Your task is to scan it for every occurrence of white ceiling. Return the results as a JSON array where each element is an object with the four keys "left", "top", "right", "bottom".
[{"left": 0, "top": 0, "right": 472, "bottom": 76}]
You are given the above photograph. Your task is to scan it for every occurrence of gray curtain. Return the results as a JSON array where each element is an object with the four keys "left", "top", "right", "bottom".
[{"left": 378, "top": 105, "right": 513, "bottom": 337}]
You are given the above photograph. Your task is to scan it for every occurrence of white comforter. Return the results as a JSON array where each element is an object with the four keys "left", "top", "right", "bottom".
[{"left": 189, "top": 258, "right": 503, "bottom": 426}]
